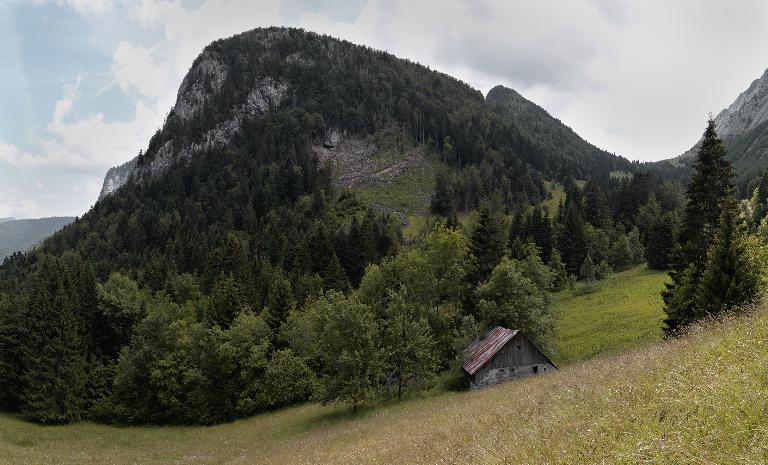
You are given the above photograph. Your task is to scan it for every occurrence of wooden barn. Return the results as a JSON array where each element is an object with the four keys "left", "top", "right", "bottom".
[{"left": 462, "top": 327, "right": 557, "bottom": 389}]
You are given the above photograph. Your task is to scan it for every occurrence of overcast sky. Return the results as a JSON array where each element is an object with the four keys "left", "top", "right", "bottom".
[{"left": 3, "top": 0, "right": 768, "bottom": 218}]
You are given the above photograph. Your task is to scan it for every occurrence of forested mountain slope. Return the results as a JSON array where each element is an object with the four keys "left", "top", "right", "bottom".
[
  {"left": 7, "top": 26, "right": 639, "bottom": 288},
  {"left": 0, "top": 217, "right": 74, "bottom": 260},
  {"left": 0, "top": 27, "right": 669, "bottom": 426},
  {"left": 98, "top": 27, "right": 634, "bottom": 207}
]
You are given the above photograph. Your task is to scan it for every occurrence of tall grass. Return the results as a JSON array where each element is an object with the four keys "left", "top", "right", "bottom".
[
  {"left": 2, "top": 301, "right": 767, "bottom": 464},
  {"left": 555, "top": 265, "right": 669, "bottom": 365}
]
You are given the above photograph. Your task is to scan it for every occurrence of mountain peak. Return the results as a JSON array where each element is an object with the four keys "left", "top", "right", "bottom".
[{"left": 713, "top": 67, "right": 768, "bottom": 138}]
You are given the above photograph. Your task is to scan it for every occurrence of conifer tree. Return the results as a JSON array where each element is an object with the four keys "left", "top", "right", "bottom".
[
  {"left": 263, "top": 269, "right": 295, "bottom": 333},
  {"left": 579, "top": 253, "right": 596, "bottom": 283},
  {"left": 646, "top": 212, "right": 676, "bottom": 270},
  {"left": 21, "top": 255, "right": 87, "bottom": 423},
  {"left": 323, "top": 253, "right": 351, "bottom": 292},
  {"left": 547, "top": 248, "right": 569, "bottom": 291},
  {"left": 558, "top": 201, "right": 587, "bottom": 275},
  {"left": 664, "top": 119, "right": 734, "bottom": 331},
  {"left": 583, "top": 181, "right": 610, "bottom": 228},
  {"left": 430, "top": 169, "right": 455, "bottom": 217},
  {"left": 207, "top": 272, "right": 244, "bottom": 327},
  {"left": 750, "top": 167, "right": 768, "bottom": 228},
  {"left": 697, "top": 192, "right": 760, "bottom": 316},
  {"left": 468, "top": 205, "right": 505, "bottom": 284},
  {"left": 0, "top": 294, "right": 25, "bottom": 409}
]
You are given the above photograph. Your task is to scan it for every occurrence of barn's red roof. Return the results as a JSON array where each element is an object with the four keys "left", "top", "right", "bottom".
[{"left": 462, "top": 326, "right": 518, "bottom": 375}]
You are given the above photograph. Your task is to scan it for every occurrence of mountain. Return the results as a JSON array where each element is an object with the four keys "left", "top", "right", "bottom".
[
  {"left": 1, "top": 24, "right": 641, "bottom": 294},
  {"left": 674, "top": 68, "right": 768, "bottom": 194},
  {"left": 99, "top": 157, "right": 137, "bottom": 199},
  {"left": 0, "top": 217, "right": 75, "bottom": 260},
  {"left": 0, "top": 26, "right": 671, "bottom": 427},
  {"left": 485, "top": 85, "right": 629, "bottom": 178},
  {"left": 97, "top": 28, "right": 633, "bottom": 209}
]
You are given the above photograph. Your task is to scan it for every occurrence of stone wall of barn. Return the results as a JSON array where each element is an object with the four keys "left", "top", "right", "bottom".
[{"left": 468, "top": 333, "right": 556, "bottom": 389}]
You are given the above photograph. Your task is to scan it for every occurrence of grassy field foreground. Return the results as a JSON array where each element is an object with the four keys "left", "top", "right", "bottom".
[
  {"left": 2, "top": 301, "right": 768, "bottom": 464},
  {"left": 554, "top": 265, "right": 669, "bottom": 365}
]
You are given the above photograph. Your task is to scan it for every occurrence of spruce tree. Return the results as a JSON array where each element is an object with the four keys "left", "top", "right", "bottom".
[
  {"left": 263, "top": 269, "right": 295, "bottom": 333},
  {"left": 430, "top": 169, "right": 455, "bottom": 217},
  {"left": 0, "top": 294, "right": 26, "bottom": 409},
  {"left": 558, "top": 201, "right": 587, "bottom": 275},
  {"left": 583, "top": 181, "right": 610, "bottom": 228},
  {"left": 697, "top": 192, "right": 760, "bottom": 315},
  {"left": 323, "top": 253, "right": 351, "bottom": 292},
  {"left": 579, "top": 253, "right": 596, "bottom": 283},
  {"left": 664, "top": 119, "right": 734, "bottom": 331},
  {"left": 750, "top": 168, "right": 768, "bottom": 228},
  {"left": 646, "top": 213, "right": 676, "bottom": 270},
  {"left": 21, "top": 255, "right": 87, "bottom": 423},
  {"left": 468, "top": 205, "right": 505, "bottom": 284}
]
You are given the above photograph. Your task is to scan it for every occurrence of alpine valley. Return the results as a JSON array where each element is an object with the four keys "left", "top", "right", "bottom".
[{"left": 2, "top": 26, "right": 768, "bottom": 465}]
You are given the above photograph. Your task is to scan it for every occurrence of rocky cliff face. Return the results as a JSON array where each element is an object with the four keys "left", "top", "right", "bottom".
[
  {"left": 99, "top": 158, "right": 137, "bottom": 200},
  {"left": 99, "top": 37, "right": 293, "bottom": 199},
  {"left": 713, "top": 68, "right": 768, "bottom": 138},
  {"left": 672, "top": 67, "right": 768, "bottom": 194}
]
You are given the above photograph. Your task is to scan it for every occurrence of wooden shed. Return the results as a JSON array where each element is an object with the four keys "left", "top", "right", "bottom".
[{"left": 462, "top": 326, "right": 557, "bottom": 389}]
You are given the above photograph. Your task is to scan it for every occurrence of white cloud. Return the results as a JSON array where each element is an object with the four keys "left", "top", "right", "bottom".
[
  {"left": 112, "top": 41, "right": 172, "bottom": 98},
  {"left": 0, "top": 78, "right": 170, "bottom": 173},
  {"left": 0, "top": 198, "right": 40, "bottom": 218},
  {"left": 291, "top": 0, "right": 768, "bottom": 160},
  {"left": 35, "top": 0, "right": 114, "bottom": 16},
  {"left": 73, "top": 176, "right": 103, "bottom": 196},
  {"left": 12, "top": 0, "right": 768, "bottom": 219},
  {"left": 120, "top": 0, "right": 284, "bottom": 101}
]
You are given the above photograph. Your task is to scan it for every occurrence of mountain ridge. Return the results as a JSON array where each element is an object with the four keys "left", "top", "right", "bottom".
[
  {"left": 0, "top": 216, "right": 75, "bottom": 260},
  {"left": 97, "top": 27, "right": 634, "bottom": 204},
  {"left": 672, "top": 67, "right": 768, "bottom": 194}
]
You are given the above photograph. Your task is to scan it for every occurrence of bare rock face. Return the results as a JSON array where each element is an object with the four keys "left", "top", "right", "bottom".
[
  {"left": 678, "top": 68, "right": 768, "bottom": 162},
  {"left": 100, "top": 52, "right": 290, "bottom": 198},
  {"left": 245, "top": 77, "right": 290, "bottom": 117},
  {"left": 312, "top": 128, "right": 427, "bottom": 190},
  {"left": 98, "top": 158, "right": 137, "bottom": 200},
  {"left": 714, "top": 68, "right": 768, "bottom": 138},
  {"left": 173, "top": 51, "right": 229, "bottom": 121}
]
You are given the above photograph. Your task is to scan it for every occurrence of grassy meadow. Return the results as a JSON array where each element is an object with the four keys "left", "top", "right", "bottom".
[
  {"left": 2, "top": 299, "right": 768, "bottom": 464},
  {"left": 554, "top": 264, "right": 669, "bottom": 365}
]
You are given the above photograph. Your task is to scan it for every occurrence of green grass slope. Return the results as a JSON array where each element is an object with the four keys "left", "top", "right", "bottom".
[
  {"left": 2, "top": 302, "right": 767, "bottom": 464},
  {"left": 554, "top": 264, "right": 669, "bottom": 365}
]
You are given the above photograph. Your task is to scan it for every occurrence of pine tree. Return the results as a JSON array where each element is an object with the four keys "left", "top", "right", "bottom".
[
  {"left": 430, "top": 169, "right": 455, "bottom": 216},
  {"left": 664, "top": 119, "right": 734, "bottom": 331},
  {"left": 583, "top": 181, "right": 610, "bottom": 228},
  {"left": 323, "top": 253, "right": 351, "bottom": 292},
  {"left": 697, "top": 192, "right": 760, "bottom": 316},
  {"left": 0, "top": 294, "right": 26, "bottom": 409},
  {"left": 558, "top": 201, "right": 587, "bottom": 275},
  {"left": 263, "top": 269, "right": 295, "bottom": 333},
  {"left": 579, "top": 253, "right": 596, "bottom": 283},
  {"left": 468, "top": 205, "right": 505, "bottom": 284},
  {"left": 750, "top": 168, "right": 768, "bottom": 228},
  {"left": 646, "top": 213, "right": 676, "bottom": 270},
  {"left": 21, "top": 255, "right": 87, "bottom": 423}
]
